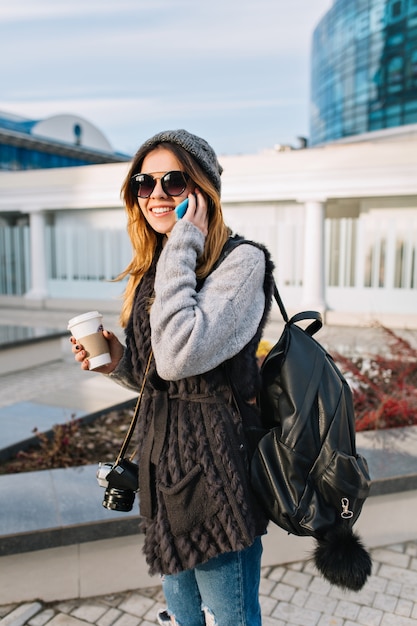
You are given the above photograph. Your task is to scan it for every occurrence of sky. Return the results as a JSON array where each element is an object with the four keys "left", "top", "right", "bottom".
[{"left": 0, "top": 0, "right": 333, "bottom": 157}]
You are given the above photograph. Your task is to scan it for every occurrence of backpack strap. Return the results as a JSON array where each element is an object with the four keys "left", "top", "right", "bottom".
[
  {"left": 196, "top": 234, "right": 245, "bottom": 292},
  {"left": 211, "top": 234, "right": 246, "bottom": 271},
  {"left": 288, "top": 310, "right": 323, "bottom": 337},
  {"left": 273, "top": 282, "right": 288, "bottom": 323},
  {"left": 212, "top": 235, "right": 322, "bottom": 336},
  {"left": 273, "top": 268, "right": 322, "bottom": 337}
]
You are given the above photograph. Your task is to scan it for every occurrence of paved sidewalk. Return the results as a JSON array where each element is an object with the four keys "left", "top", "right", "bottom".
[{"left": 1, "top": 539, "right": 417, "bottom": 626}]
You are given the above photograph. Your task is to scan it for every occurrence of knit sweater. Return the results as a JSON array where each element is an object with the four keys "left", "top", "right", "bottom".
[{"left": 109, "top": 220, "right": 275, "bottom": 575}]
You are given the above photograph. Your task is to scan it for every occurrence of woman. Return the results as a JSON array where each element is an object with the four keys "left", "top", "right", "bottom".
[{"left": 71, "top": 129, "right": 275, "bottom": 626}]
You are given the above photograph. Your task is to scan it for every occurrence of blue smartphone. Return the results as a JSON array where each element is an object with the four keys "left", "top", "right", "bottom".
[{"left": 175, "top": 198, "right": 189, "bottom": 219}]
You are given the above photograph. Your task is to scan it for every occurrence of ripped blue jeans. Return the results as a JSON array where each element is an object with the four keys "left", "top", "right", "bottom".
[{"left": 159, "top": 537, "right": 263, "bottom": 626}]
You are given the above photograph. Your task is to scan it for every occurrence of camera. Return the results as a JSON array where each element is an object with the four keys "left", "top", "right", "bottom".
[{"left": 96, "top": 458, "right": 139, "bottom": 512}]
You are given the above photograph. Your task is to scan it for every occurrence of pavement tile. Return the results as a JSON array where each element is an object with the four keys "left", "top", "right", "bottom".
[
  {"left": 96, "top": 608, "right": 122, "bottom": 626},
  {"left": 71, "top": 604, "right": 109, "bottom": 624},
  {"left": 262, "top": 617, "right": 286, "bottom": 626},
  {"left": 41, "top": 616, "right": 90, "bottom": 626},
  {"left": 143, "top": 603, "right": 164, "bottom": 624},
  {"left": 291, "top": 588, "right": 310, "bottom": 607},
  {"left": 317, "top": 616, "right": 344, "bottom": 626},
  {"left": 334, "top": 599, "right": 361, "bottom": 621},
  {"left": 305, "top": 593, "right": 337, "bottom": 614},
  {"left": 365, "top": 574, "right": 388, "bottom": 593},
  {"left": 270, "top": 582, "right": 296, "bottom": 602},
  {"left": 380, "top": 614, "right": 417, "bottom": 625},
  {"left": 27, "top": 611, "right": 55, "bottom": 626},
  {"left": 111, "top": 614, "right": 140, "bottom": 626},
  {"left": 52, "top": 602, "right": 79, "bottom": 615},
  {"left": 259, "top": 577, "right": 276, "bottom": 596},
  {"left": 272, "top": 601, "right": 321, "bottom": 626},
  {"left": 357, "top": 604, "right": 384, "bottom": 625},
  {"left": 259, "top": 595, "right": 278, "bottom": 616},
  {"left": 372, "top": 547, "right": 411, "bottom": 569},
  {"left": 373, "top": 592, "right": 398, "bottom": 612},
  {"left": 352, "top": 587, "right": 377, "bottom": 608},
  {"left": 266, "top": 565, "right": 286, "bottom": 582},
  {"left": 329, "top": 584, "right": 376, "bottom": 607},
  {"left": 117, "top": 595, "right": 156, "bottom": 619},
  {"left": 308, "top": 576, "right": 333, "bottom": 596},
  {"left": 385, "top": 580, "right": 402, "bottom": 597},
  {"left": 0, "top": 602, "right": 42, "bottom": 626},
  {"left": 281, "top": 569, "right": 312, "bottom": 590},
  {"left": 97, "top": 595, "right": 129, "bottom": 609},
  {"left": 379, "top": 564, "right": 417, "bottom": 587},
  {"left": 400, "top": 585, "right": 417, "bottom": 602},
  {"left": 395, "top": 598, "right": 413, "bottom": 617}
]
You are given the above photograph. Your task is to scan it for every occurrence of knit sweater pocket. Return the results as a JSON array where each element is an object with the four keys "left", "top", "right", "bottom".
[{"left": 159, "top": 464, "right": 219, "bottom": 536}]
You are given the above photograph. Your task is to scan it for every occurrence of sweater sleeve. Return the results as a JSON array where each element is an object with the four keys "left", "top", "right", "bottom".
[
  {"left": 150, "top": 220, "right": 266, "bottom": 380},
  {"left": 107, "top": 348, "right": 141, "bottom": 393}
]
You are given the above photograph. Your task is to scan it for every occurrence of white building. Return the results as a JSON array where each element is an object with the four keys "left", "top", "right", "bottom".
[{"left": 1, "top": 126, "right": 417, "bottom": 328}]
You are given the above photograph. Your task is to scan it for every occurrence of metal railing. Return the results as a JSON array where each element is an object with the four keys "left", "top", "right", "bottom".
[{"left": 1, "top": 209, "right": 416, "bottom": 314}]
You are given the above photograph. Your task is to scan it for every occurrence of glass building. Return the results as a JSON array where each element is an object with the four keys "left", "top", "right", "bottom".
[
  {"left": 310, "top": 0, "right": 417, "bottom": 145},
  {"left": 0, "top": 111, "right": 130, "bottom": 171}
]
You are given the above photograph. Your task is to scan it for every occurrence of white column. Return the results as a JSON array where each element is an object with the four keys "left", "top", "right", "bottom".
[
  {"left": 25, "top": 209, "right": 49, "bottom": 300},
  {"left": 301, "top": 200, "right": 326, "bottom": 312}
]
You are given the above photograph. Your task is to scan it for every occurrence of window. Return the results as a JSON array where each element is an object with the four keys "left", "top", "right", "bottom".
[
  {"left": 387, "top": 32, "right": 405, "bottom": 46},
  {"left": 391, "top": 0, "right": 404, "bottom": 19},
  {"left": 356, "top": 11, "right": 369, "bottom": 38},
  {"left": 404, "top": 109, "right": 417, "bottom": 122},
  {"left": 387, "top": 55, "right": 404, "bottom": 92}
]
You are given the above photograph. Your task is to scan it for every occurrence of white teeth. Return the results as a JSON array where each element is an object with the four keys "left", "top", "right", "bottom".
[{"left": 152, "top": 207, "right": 172, "bottom": 215}]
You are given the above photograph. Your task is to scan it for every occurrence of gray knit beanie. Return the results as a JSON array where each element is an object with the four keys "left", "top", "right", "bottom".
[{"left": 139, "top": 129, "right": 223, "bottom": 192}]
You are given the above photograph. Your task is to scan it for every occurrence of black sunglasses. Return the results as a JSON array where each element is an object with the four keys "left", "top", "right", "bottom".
[{"left": 130, "top": 170, "right": 190, "bottom": 198}]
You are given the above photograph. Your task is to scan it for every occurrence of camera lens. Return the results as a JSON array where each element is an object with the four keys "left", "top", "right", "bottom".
[{"left": 103, "top": 487, "right": 135, "bottom": 512}]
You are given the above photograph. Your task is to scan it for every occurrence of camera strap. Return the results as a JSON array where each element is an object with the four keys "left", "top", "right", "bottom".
[{"left": 114, "top": 350, "right": 153, "bottom": 465}]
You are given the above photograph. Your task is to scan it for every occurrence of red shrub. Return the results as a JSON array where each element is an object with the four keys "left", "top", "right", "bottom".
[{"left": 333, "top": 326, "right": 417, "bottom": 432}]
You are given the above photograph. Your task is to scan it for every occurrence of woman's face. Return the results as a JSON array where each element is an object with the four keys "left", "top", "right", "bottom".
[{"left": 137, "top": 147, "right": 193, "bottom": 236}]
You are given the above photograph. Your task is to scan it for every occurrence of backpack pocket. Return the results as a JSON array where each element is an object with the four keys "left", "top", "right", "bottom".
[{"left": 313, "top": 451, "right": 371, "bottom": 525}]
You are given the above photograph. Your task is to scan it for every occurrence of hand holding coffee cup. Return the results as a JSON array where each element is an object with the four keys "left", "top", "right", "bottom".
[{"left": 68, "top": 311, "right": 111, "bottom": 370}]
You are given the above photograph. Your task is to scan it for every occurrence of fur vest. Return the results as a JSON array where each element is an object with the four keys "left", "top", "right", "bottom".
[{"left": 124, "top": 236, "right": 275, "bottom": 575}]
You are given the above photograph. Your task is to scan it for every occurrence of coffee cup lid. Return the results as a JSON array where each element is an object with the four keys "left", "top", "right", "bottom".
[{"left": 67, "top": 310, "right": 102, "bottom": 330}]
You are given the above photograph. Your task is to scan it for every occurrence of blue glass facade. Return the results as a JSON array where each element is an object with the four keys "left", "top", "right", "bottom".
[
  {"left": 0, "top": 112, "right": 130, "bottom": 170},
  {"left": 310, "top": 0, "right": 417, "bottom": 145},
  {"left": 0, "top": 143, "right": 97, "bottom": 170}
]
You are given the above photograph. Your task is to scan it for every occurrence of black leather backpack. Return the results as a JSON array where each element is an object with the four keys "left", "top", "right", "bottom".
[
  {"left": 251, "top": 283, "right": 372, "bottom": 591},
  {"left": 217, "top": 235, "right": 372, "bottom": 591}
]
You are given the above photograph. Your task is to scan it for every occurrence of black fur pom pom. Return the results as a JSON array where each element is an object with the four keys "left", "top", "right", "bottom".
[{"left": 313, "top": 525, "right": 372, "bottom": 591}]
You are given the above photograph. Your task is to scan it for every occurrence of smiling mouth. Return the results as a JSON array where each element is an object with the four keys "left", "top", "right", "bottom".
[{"left": 151, "top": 207, "right": 174, "bottom": 215}]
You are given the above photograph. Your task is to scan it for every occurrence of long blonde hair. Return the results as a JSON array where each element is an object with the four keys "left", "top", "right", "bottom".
[{"left": 117, "top": 142, "right": 230, "bottom": 327}]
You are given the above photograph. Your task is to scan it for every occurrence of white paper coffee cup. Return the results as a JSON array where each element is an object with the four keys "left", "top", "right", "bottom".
[{"left": 68, "top": 311, "right": 111, "bottom": 370}]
